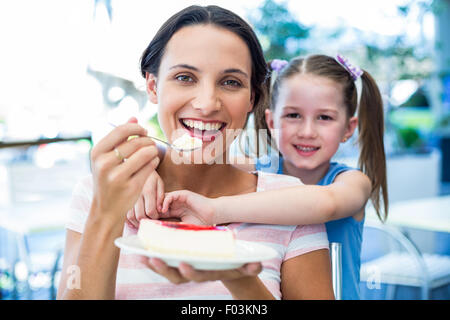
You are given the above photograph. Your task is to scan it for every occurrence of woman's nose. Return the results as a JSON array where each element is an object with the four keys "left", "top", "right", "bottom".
[{"left": 192, "top": 84, "right": 221, "bottom": 115}]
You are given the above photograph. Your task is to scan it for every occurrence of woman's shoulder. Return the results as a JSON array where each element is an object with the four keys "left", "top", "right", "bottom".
[
  {"left": 66, "top": 174, "right": 94, "bottom": 234},
  {"left": 72, "top": 174, "right": 94, "bottom": 197},
  {"left": 256, "top": 171, "right": 303, "bottom": 192}
]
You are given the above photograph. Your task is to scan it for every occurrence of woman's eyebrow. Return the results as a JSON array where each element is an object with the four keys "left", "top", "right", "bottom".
[
  {"left": 170, "top": 64, "right": 199, "bottom": 71},
  {"left": 169, "top": 65, "right": 248, "bottom": 78},
  {"left": 223, "top": 68, "right": 249, "bottom": 78}
]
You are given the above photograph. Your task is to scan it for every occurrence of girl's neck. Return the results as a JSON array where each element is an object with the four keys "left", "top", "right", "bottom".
[
  {"left": 158, "top": 152, "right": 257, "bottom": 198},
  {"left": 283, "top": 160, "right": 331, "bottom": 185}
]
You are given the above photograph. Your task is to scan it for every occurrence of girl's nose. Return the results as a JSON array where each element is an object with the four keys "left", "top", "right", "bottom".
[
  {"left": 297, "top": 119, "right": 317, "bottom": 138},
  {"left": 192, "top": 84, "right": 221, "bottom": 115}
]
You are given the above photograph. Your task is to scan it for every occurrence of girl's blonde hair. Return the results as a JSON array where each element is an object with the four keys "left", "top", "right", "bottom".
[{"left": 254, "top": 54, "right": 388, "bottom": 222}]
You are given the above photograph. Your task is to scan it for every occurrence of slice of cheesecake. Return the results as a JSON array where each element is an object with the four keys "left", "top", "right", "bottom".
[{"left": 138, "top": 219, "right": 235, "bottom": 258}]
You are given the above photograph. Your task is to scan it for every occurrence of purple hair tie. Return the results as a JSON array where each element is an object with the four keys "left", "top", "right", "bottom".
[
  {"left": 271, "top": 59, "right": 288, "bottom": 72},
  {"left": 336, "top": 54, "right": 363, "bottom": 81}
]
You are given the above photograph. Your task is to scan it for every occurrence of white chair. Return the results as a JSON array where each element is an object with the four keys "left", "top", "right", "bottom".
[
  {"left": 330, "top": 242, "right": 342, "bottom": 300},
  {"left": 360, "top": 219, "right": 450, "bottom": 299}
]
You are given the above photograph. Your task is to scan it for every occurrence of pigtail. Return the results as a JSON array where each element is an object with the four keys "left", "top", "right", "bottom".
[{"left": 357, "top": 71, "right": 389, "bottom": 222}]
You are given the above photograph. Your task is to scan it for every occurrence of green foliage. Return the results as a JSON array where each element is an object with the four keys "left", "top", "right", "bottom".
[
  {"left": 248, "top": 0, "right": 310, "bottom": 60},
  {"left": 362, "top": 0, "right": 436, "bottom": 81},
  {"left": 147, "top": 113, "right": 165, "bottom": 140},
  {"left": 396, "top": 127, "right": 424, "bottom": 149}
]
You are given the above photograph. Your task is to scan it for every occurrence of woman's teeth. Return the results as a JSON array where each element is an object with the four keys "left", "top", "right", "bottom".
[{"left": 182, "top": 119, "right": 223, "bottom": 131}]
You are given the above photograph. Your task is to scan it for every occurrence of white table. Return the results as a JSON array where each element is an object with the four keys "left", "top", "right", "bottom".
[
  {"left": 366, "top": 195, "right": 450, "bottom": 234},
  {"left": 0, "top": 199, "right": 70, "bottom": 234}
]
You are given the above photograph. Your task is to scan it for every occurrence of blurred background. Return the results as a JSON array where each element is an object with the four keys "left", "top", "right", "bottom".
[{"left": 0, "top": 0, "right": 449, "bottom": 300}]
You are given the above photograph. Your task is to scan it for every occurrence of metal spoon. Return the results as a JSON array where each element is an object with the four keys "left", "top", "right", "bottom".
[{"left": 109, "top": 123, "right": 201, "bottom": 152}]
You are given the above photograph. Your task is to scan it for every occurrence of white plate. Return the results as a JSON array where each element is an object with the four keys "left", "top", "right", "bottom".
[{"left": 114, "top": 235, "right": 278, "bottom": 270}]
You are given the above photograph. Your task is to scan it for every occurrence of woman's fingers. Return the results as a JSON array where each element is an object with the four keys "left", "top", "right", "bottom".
[
  {"left": 93, "top": 122, "right": 148, "bottom": 156},
  {"left": 116, "top": 144, "right": 159, "bottom": 178},
  {"left": 134, "top": 196, "right": 147, "bottom": 222},
  {"left": 240, "top": 263, "right": 263, "bottom": 276},
  {"left": 176, "top": 262, "right": 262, "bottom": 282},
  {"left": 147, "top": 258, "right": 188, "bottom": 285},
  {"left": 126, "top": 208, "right": 139, "bottom": 229},
  {"left": 156, "top": 177, "right": 165, "bottom": 213},
  {"left": 130, "top": 157, "right": 160, "bottom": 193},
  {"left": 143, "top": 173, "right": 159, "bottom": 219},
  {"left": 112, "top": 136, "right": 156, "bottom": 164},
  {"left": 146, "top": 258, "right": 262, "bottom": 285}
]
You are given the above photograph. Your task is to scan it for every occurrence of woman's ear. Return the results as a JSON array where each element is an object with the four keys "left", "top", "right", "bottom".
[
  {"left": 343, "top": 116, "right": 358, "bottom": 142},
  {"left": 248, "top": 92, "right": 255, "bottom": 113},
  {"left": 145, "top": 72, "right": 158, "bottom": 104}
]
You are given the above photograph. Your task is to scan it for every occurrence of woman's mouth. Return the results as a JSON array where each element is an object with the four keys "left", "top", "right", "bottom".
[
  {"left": 293, "top": 144, "right": 320, "bottom": 157},
  {"left": 179, "top": 118, "right": 227, "bottom": 142}
]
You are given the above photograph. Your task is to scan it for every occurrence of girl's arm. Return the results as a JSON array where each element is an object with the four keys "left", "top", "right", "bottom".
[
  {"left": 215, "top": 170, "right": 371, "bottom": 225},
  {"left": 161, "top": 170, "right": 371, "bottom": 226}
]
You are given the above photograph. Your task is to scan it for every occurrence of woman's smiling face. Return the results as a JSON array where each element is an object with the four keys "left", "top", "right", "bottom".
[{"left": 146, "top": 24, "right": 254, "bottom": 163}]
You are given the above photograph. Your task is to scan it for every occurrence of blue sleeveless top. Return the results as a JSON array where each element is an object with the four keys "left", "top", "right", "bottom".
[{"left": 256, "top": 155, "right": 364, "bottom": 300}]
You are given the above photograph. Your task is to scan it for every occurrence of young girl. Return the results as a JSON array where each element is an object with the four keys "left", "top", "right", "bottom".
[
  {"left": 57, "top": 5, "right": 334, "bottom": 300},
  {"left": 145, "top": 54, "right": 389, "bottom": 300}
]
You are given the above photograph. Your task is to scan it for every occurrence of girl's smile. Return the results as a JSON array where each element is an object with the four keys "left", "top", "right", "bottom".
[
  {"left": 267, "top": 73, "right": 357, "bottom": 178},
  {"left": 293, "top": 143, "right": 321, "bottom": 157}
]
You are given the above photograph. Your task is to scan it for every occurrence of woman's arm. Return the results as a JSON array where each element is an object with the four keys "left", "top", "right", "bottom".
[
  {"left": 222, "top": 276, "right": 275, "bottom": 300},
  {"left": 58, "top": 119, "right": 160, "bottom": 299},
  {"left": 281, "top": 249, "right": 335, "bottom": 299},
  {"left": 215, "top": 170, "right": 371, "bottom": 225},
  {"left": 57, "top": 212, "right": 124, "bottom": 299}
]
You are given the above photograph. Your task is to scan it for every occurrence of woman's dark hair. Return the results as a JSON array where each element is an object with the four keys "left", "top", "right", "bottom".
[
  {"left": 256, "top": 55, "right": 388, "bottom": 222},
  {"left": 140, "top": 5, "right": 268, "bottom": 116}
]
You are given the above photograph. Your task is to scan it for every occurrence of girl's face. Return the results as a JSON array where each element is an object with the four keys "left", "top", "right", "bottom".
[
  {"left": 146, "top": 24, "right": 254, "bottom": 164},
  {"left": 266, "top": 73, "right": 357, "bottom": 172}
]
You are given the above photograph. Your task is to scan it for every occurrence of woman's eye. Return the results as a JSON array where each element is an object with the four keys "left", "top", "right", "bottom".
[
  {"left": 176, "top": 75, "right": 193, "bottom": 82},
  {"left": 223, "top": 79, "right": 242, "bottom": 87}
]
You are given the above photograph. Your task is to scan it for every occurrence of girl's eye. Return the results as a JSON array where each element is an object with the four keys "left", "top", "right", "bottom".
[
  {"left": 286, "top": 113, "right": 301, "bottom": 119},
  {"left": 319, "top": 115, "right": 333, "bottom": 121},
  {"left": 176, "top": 74, "right": 194, "bottom": 83}
]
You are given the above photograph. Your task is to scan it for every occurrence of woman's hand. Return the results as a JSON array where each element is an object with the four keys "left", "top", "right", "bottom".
[
  {"left": 126, "top": 171, "right": 165, "bottom": 228},
  {"left": 146, "top": 258, "right": 262, "bottom": 284},
  {"left": 160, "top": 190, "right": 218, "bottom": 225},
  {"left": 90, "top": 118, "right": 160, "bottom": 222}
]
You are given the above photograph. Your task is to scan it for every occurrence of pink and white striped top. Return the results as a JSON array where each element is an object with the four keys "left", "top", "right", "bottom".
[{"left": 66, "top": 171, "right": 329, "bottom": 299}]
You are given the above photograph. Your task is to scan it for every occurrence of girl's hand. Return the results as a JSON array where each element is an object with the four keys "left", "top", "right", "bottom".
[
  {"left": 90, "top": 118, "right": 160, "bottom": 221},
  {"left": 126, "top": 171, "right": 165, "bottom": 229},
  {"left": 160, "top": 190, "right": 218, "bottom": 226},
  {"left": 146, "top": 258, "right": 262, "bottom": 285}
]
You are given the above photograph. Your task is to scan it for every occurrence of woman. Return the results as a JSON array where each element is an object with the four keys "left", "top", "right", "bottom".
[{"left": 58, "top": 5, "right": 334, "bottom": 300}]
